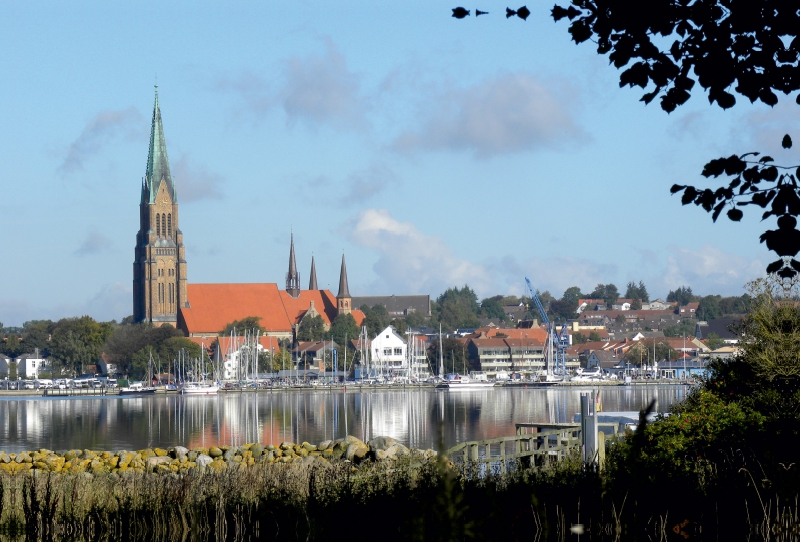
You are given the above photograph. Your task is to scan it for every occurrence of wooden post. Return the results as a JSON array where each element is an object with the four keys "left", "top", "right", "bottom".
[{"left": 598, "top": 431, "right": 605, "bottom": 471}]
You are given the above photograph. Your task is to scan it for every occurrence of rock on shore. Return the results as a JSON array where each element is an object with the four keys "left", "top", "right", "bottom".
[{"left": 0, "top": 436, "right": 437, "bottom": 476}]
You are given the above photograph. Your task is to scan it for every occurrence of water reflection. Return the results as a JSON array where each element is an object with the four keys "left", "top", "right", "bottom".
[{"left": 0, "top": 386, "right": 685, "bottom": 452}]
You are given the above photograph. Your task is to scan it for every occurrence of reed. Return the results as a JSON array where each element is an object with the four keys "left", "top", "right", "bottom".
[{"left": 0, "top": 447, "right": 798, "bottom": 541}]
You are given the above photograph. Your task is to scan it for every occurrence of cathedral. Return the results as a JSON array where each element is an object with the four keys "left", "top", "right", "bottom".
[{"left": 132, "top": 89, "right": 363, "bottom": 339}]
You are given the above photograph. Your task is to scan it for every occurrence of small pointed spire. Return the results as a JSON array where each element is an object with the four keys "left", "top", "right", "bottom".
[
  {"left": 337, "top": 254, "right": 350, "bottom": 298},
  {"left": 286, "top": 233, "right": 300, "bottom": 297},
  {"left": 309, "top": 256, "right": 318, "bottom": 290}
]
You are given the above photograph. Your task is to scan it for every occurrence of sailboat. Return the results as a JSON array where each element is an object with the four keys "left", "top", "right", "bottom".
[
  {"left": 182, "top": 344, "right": 219, "bottom": 395},
  {"left": 120, "top": 350, "right": 158, "bottom": 395}
]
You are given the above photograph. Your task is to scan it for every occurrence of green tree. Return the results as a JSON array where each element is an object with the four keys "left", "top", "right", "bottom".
[
  {"left": 718, "top": 294, "right": 751, "bottom": 315},
  {"left": 22, "top": 321, "right": 52, "bottom": 357},
  {"left": 329, "top": 314, "right": 359, "bottom": 348},
  {"left": 588, "top": 331, "right": 602, "bottom": 342},
  {"left": 403, "top": 310, "right": 428, "bottom": 329},
  {"left": 663, "top": 319, "right": 697, "bottom": 338},
  {"left": 0, "top": 334, "right": 22, "bottom": 357},
  {"left": 562, "top": 286, "right": 583, "bottom": 305},
  {"left": 259, "top": 349, "right": 291, "bottom": 373},
  {"left": 572, "top": 332, "right": 588, "bottom": 344},
  {"left": 435, "top": 286, "right": 480, "bottom": 331},
  {"left": 589, "top": 284, "right": 619, "bottom": 306},
  {"left": 297, "top": 314, "right": 326, "bottom": 342},
  {"left": 103, "top": 323, "right": 184, "bottom": 375},
  {"left": 705, "top": 332, "right": 725, "bottom": 351},
  {"left": 667, "top": 286, "right": 696, "bottom": 306},
  {"left": 625, "top": 280, "right": 649, "bottom": 303},
  {"left": 49, "top": 316, "right": 112, "bottom": 376},
  {"left": 479, "top": 298, "right": 505, "bottom": 320},
  {"left": 427, "top": 337, "right": 471, "bottom": 375},
  {"left": 360, "top": 304, "right": 389, "bottom": 338},
  {"left": 220, "top": 316, "right": 266, "bottom": 336},
  {"left": 549, "top": 299, "right": 576, "bottom": 321},
  {"left": 698, "top": 295, "right": 722, "bottom": 320},
  {"left": 499, "top": 295, "right": 521, "bottom": 306},
  {"left": 390, "top": 318, "right": 408, "bottom": 336},
  {"left": 615, "top": 314, "right": 627, "bottom": 324}
]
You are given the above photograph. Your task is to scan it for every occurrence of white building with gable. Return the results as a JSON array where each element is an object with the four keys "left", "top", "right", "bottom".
[{"left": 371, "top": 325, "right": 407, "bottom": 374}]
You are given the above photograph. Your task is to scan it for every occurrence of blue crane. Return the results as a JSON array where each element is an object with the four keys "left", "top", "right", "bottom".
[{"left": 525, "top": 277, "right": 569, "bottom": 376}]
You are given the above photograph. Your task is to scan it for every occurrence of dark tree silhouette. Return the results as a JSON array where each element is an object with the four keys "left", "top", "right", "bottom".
[
  {"left": 551, "top": 1, "right": 800, "bottom": 112},
  {"left": 672, "top": 135, "right": 800, "bottom": 278},
  {"left": 550, "top": 1, "right": 800, "bottom": 280}
]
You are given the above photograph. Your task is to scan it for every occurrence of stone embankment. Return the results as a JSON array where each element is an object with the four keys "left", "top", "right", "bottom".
[{"left": 0, "top": 436, "right": 436, "bottom": 476}]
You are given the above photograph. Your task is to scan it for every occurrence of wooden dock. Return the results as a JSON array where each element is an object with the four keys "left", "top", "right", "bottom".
[
  {"left": 42, "top": 388, "right": 115, "bottom": 397},
  {"left": 445, "top": 422, "right": 620, "bottom": 472}
]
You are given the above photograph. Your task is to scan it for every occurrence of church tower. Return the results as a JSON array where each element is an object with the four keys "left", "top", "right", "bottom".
[
  {"left": 336, "top": 254, "right": 352, "bottom": 316},
  {"left": 286, "top": 234, "right": 300, "bottom": 298},
  {"left": 308, "top": 256, "right": 318, "bottom": 290},
  {"left": 132, "top": 87, "right": 188, "bottom": 325}
]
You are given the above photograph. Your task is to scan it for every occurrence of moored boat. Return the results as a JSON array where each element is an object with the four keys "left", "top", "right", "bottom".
[
  {"left": 119, "top": 382, "right": 156, "bottom": 395},
  {"left": 181, "top": 382, "right": 219, "bottom": 395},
  {"left": 435, "top": 373, "right": 496, "bottom": 390}
]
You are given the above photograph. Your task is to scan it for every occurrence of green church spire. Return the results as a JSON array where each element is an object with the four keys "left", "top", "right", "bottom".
[{"left": 143, "top": 85, "right": 176, "bottom": 204}]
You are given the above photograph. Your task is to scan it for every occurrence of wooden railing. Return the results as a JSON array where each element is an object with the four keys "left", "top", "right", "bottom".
[{"left": 445, "top": 422, "right": 621, "bottom": 472}]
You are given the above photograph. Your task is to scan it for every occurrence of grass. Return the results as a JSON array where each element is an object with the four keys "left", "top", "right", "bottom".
[{"left": 0, "top": 445, "right": 797, "bottom": 541}]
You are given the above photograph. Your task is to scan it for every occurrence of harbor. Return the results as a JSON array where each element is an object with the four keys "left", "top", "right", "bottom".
[{"left": 0, "top": 385, "right": 684, "bottom": 453}]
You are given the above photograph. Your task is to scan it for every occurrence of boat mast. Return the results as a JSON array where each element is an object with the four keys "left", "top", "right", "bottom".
[{"left": 439, "top": 324, "right": 444, "bottom": 377}]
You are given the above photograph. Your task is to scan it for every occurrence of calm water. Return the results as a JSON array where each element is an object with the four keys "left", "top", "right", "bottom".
[{"left": 0, "top": 386, "right": 686, "bottom": 452}]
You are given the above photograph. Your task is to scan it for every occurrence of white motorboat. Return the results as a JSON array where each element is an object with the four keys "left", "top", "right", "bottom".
[
  {"left": 182, "top": 382, "right": 219, "bottom": 395},
  {"left": 119, "top": 382, "right": 157, "bottom": 395},
  {"left": 572, "top": 367, "right": 606, "bottom": 382},
  {"left": 435, "top": 373, "right": 496, "bottom": 390}
]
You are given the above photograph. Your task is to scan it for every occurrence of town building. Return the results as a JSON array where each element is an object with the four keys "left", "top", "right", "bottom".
[
  {"left": 351, "top": 295, "right": 431, "bottom": 317},
  {"left": 132, "top": 87, "right": 187, "bottom": 326},
  {"left": 15, "top": 353, "right": 46, "bottom": 378},
  {"left": 370, "top": 325, "right": 407, "bottom": 374},
  {"left": 695, "top": 318, "right": 740, "bottom": 344}
]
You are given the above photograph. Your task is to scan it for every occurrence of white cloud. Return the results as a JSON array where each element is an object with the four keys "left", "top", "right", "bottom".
[
  {"left": 74, "top": 232, "right": 112, "bottom": 256},
  {"left": 661, "top": 244, "right": 764, "bottom": 296},
  {"left": 280, "top": 40, "right": 368, "bottom": 131},
  {"left": 172, "top": 153, "right": 225, "bottom": 203},
  {"left": 345, "top": 209, "right": 492, "bottom": 295},
  {"left": 59, "top": 107, "right": 144, "bottom": 174},
  {"left": 394, "top": 73, "right": 588, "bottom": 157}
]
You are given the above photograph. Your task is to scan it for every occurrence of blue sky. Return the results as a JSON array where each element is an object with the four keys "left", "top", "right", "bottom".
[{"left": 1, "top": 1, "right": 793, "bottom": 326}]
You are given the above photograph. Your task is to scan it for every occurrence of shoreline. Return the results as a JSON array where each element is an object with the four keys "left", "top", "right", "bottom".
[
  {"left": 0, "top": 435, "right": 433, "bottom": 474},
  {"left": 0, "top": 380, "right": 689, "bottom": 397}
]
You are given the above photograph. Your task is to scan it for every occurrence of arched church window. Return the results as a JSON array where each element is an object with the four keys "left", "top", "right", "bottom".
[
  {"left": 161, "top": 215, "right": 166, "bottom": 237},
  {"left": 168, "top": 214, "right": 172, "bottom": 237},
  {"left": 156, "top": 216, "right": 160, "bottom": 237}
]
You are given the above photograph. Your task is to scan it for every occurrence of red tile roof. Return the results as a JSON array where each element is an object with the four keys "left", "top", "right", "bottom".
[
  {"left": 178, "top": 284, "right": 364, "bottom": 335},
  {"left": 468, "top": 327, "right": 548, "bottom": 342}
]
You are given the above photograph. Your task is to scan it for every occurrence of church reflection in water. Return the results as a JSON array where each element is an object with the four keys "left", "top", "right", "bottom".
[{"left": 0, "top": 386, "right": 685, "bottom": 452}]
